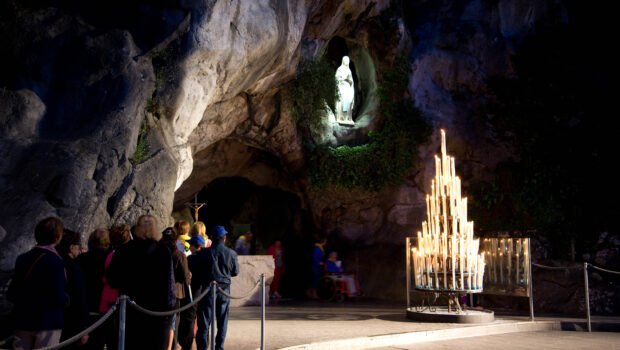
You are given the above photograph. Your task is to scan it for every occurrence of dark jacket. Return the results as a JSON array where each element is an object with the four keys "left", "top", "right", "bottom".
[
  {"left": 7, "top": 247, "right": 68, "bottom": 331},
  {"left": 76, "top": 248, "right": 108, "bottom": 313},
  {"left": 170, "top": 248, "right": 191, "bottom": 299},
  {"left": 106, "top": 238, "right": 175, "bottom": 311},
  {"left": 194, "top": 240, "right": 239, "bottom": 288},
  {"left": 61, "top": 257, "right": 88, "bottom": 340},
  {"left": 187, "top": 253, "right": 202, "bottom": 296}
]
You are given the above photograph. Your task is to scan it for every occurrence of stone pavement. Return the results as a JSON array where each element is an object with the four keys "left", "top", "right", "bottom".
[
  {"left": 215, "top": 300, "right": 619, "bottom": 350},
  {"left": 368, "top": 331, "right": 620, "bottom": 350}
]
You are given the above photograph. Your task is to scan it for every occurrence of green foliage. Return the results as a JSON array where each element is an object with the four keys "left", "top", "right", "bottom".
[
  {"left": 285, "top": 58, "right": 337, "bottom": 138},
  {"left": 129, "top": 119, "right": 150, "bottom": 165},
  {"left": 144, "top": 47, "right": 175, "bottom": 119},
  {"left": 306, "top": 54, "right": 432, "bottom": 191},
  {"left": 145, "top": 97, "right": 162, "bottom": 119},
  {"left": 152, "top": 48, "right": 173, "bottom": 90}
]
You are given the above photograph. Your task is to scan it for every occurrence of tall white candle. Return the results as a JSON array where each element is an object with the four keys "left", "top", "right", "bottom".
[
  {"left": 460, "top": 235, "right": 465, "bottom": 290},
  {"left": 499, "top": 240, "right": 504, "bottom": 284},
  {"left": 451, "top": 235, "right": 456, "bottom": 289},
  {"left": 516, "top": 239, "right": 521, "bottom": 284},
  {"left": 435, "top": 156, "right": 441, "bottom": 193}
]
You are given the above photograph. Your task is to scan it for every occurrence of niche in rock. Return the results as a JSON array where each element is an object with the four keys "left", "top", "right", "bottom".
[
  {"left": 191, "top": 177, "right": 315, "bottom": 298},
  {"left": 320, "top": 36, "right": 380, "bottom": 146}
]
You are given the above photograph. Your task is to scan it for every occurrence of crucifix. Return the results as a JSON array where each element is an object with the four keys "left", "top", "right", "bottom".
[{"left": 186, "top": 194, "right": 206, "bottom": 222}]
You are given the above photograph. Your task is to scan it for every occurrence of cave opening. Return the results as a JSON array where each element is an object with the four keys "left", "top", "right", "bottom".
[{"left": 191, "top": 176, "right": 315, "bottom": 298}]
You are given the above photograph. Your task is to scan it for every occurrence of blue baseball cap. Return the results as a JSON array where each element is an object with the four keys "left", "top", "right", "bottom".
[
  {"left": 188, "top": 235, "right": 206, "bottom": 247},
  {"left": 211, "top": 225, "right": 228, "bottom": 237}
]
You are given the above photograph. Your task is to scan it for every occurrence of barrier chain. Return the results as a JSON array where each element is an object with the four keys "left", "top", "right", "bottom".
[
  {"left": 35, "top": 305, "right": 117, "bottom": 350},
  {"left": 1, "top": 276, "right": 267, "bottom": 350},
  {"left": 128, "top": 285, "right": 212, "bottom": 317},
  {"left": 531, "top": 262, "right": 581, "bottom": 270},
  {"left": 589, "top": 263, "right": 620, "bottom": 275},
  {"left": 216, "top": 278, "right": 262, "bottom": 299},
  {"left": 532, "top": 261, "right": 620, "bottom": 333}
]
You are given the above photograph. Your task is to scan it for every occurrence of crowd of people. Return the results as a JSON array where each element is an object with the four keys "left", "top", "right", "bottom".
[{"left": 6, "top": 216, "right": 239, "bottom": 350}]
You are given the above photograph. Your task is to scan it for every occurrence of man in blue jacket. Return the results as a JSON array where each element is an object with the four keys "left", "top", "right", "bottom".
[{"left": 195, "top": 225, "right": 239, "bottom": 350}]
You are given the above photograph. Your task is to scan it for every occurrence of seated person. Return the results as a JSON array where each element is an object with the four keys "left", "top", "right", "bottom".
[{"left": 325, "top": 251, "right": 361, "bottom": 297}]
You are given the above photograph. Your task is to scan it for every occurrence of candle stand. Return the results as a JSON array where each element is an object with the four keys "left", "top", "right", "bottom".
[
  {"left": 405, "top": 130, "right": 493, "bottom": 323},
  {"left": 407, "top": 236, "right": 494, "bottom": 323}
]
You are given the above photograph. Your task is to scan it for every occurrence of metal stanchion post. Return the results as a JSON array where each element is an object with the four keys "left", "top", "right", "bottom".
[
  {"left": 261, "top": 273, "right": 265, "bottom": 350},
  {"left": 528, "top": 240, "right": 534, "bottom": 321},
  {"left": 211, "top": 281, "right": 217, "bottom": 350},
  {"left": 584, "top": 263, "right": 591, "bottom": 332},
  {"left": 118, "top": 295, "right": 127, "bottom": 350},
  {"left": 406, "top": 237, "right": 411, "bottom": 310}
]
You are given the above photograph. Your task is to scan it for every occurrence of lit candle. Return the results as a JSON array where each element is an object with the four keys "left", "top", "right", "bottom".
[
  {"left": 460, "top": 235, "right": 465, "bottom": 290},
  {"left": 435, "top": 156, "right": 441, "bottom": 194},
  {"left": 440, "top": 129, "right": 446, "bottom": 162},
  {"left": 493, "top": 251, "right": 498, "bottom": 283},
  {"left": 426, "top": 256, "right": 431, "bottom": 289},
  {"left": 443, "top": 252, "right": 447, "bottom": 290},
  {"left": 442, "top": 194, "right": 448, "bottom": 239},
  {"left": 507, "top": 238, "right": 512, "bottom": 282},
  {"left": 499, "top": 240, "right": 504, "bottom": 284},
  {"left": 516, "top": 239, "right": 521, "bottom": 284},
  {"left": 412, "top": 248, "right": 418, "bottom": 287},
  {"left": 474, "top": 253, "right": 479, "bottom": 289},
  {"left": 450, "top": 157, "right": 456, "bottom": 197},
  {"left": 450, "top": 235, "right": 455, "bottom": 289},
  {"left": 524, "top": 239, "right": 529, "bottom": 286},
  {"left": 434, "top": 255, "right": 439, "bottom": 289},
  {"left": 430, "top": 181, "right": 436, "bottom": 220},
  {"left": 426, "top": 194, "right": 431, "bottom": 221}
]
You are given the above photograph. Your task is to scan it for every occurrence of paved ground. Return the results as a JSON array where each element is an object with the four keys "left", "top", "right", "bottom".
[
  {"left": 215, "top": 299, "right": 620, "bottom": 350},
  {"left": 368, "top": 331, "right": 620, "bottom": 350}
]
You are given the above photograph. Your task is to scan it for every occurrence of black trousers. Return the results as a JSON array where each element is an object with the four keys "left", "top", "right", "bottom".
[{"left": 177, "top": 296, "right": 197, "bottom": 350}]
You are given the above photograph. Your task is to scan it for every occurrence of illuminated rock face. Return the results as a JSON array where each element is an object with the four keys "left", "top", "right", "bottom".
[{"left": 0, "top": 0, "right": 566, "bottom": 303}]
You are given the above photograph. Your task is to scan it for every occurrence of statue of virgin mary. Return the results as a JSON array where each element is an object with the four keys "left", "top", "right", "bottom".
[{"left": 335, "top": 56, "right": 354, "bottom": 124}]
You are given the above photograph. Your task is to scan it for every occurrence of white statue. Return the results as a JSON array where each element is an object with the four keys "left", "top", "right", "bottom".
[{"left": 335, "top": 56, "right": 355, "bottom": 125}]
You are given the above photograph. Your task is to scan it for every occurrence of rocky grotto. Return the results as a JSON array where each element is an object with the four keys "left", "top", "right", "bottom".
[{"left": 0, "top": 0, "right": 618, "bottom": 314}]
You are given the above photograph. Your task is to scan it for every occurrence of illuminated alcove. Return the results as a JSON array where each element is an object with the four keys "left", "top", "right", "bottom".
[{"left": 316, "top": 36, "right": 380, "bottom": 146}]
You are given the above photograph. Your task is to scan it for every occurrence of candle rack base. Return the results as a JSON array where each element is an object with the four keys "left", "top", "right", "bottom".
[
  {"left": 406, "top": 306, "right": 494, "bottom": 323},
  {"left": 407, "top": 290, "right": 493, "bottom": 323}
]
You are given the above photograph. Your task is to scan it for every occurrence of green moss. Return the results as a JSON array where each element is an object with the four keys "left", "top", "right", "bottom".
[
  {"left": 285, "top": 57, "right": 337, "bottom": 140},
  {"left": 129, "top": 119, "right": 150, "bottom": 165},
  {"left": 145, "top": 97, "right": 162, "bottom": 119},
  {"left": 152, "top": 48, "right": 173, "bottom": 90},
  {"left": 145, "top": 47, "right": 175, "bottom": 119}
]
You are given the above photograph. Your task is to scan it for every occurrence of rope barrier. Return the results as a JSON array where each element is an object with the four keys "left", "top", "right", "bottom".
[
  {"left": 129, "top": 286, "right": 211, "bottom": 317},
  {"left": 34, "top": 304, "right": 118, "bottom": 350},
  {"left": 531, "top": 262, "right": 582, "bottom": 270},
  {"left": 1, "top": 276, "right": 266, "bottom": 350},
  {"left": 532, "top": 262, "right": 620, "bottom": 275},
  {"left": 129, "top": 277, "right": 263, "bottom": 316},
  {"left": 216, "top": 279, "right": 262, "bottom": 299},
  {"left": 588, "top": 263, "right": 620, "bottom": 275}
]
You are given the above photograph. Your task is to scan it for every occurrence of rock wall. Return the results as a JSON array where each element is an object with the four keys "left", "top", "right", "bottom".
[{"left": 0, "top": 0, "right": 578, "bottom": 305}]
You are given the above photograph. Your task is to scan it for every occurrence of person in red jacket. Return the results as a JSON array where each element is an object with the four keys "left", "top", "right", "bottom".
[{"left": 266, "top": 240, "right": 284, "bottom": 299}]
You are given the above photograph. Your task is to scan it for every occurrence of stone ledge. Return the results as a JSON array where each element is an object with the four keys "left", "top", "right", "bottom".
[{"left": 230, "top": 255, "right": 274, "bottom": 307}]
